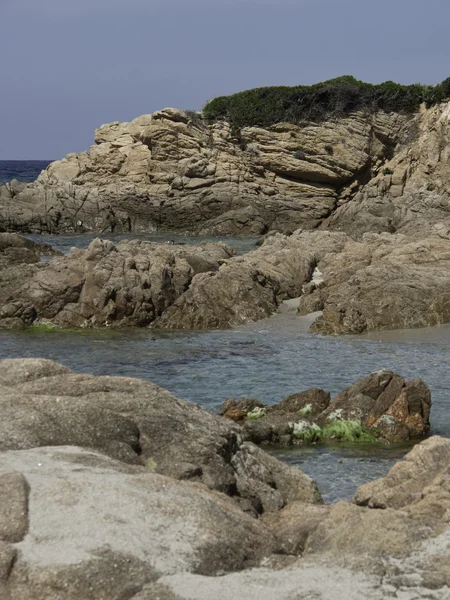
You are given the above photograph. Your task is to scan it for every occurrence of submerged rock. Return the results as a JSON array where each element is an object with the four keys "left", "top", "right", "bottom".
[
  {"left": 220, "top": 370, "right": 431, "bottom": 444},
  {"left": 0, "top": 232, "right": 60, "bottom": 269}
]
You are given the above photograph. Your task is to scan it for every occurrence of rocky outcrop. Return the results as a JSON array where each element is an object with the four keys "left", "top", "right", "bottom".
[
  {"left": 0, "top": 236, "right": 235, "bottom": 328},
  {"left": 4, "top": 229, "right": 450, "bottom": 335},
  {"left": 0, "top": 358, "right": 321, "bottom": 514},
  {"left": 220, "top": 370, "right": 431, "bottom": 444},
  {"left": 299, "top": 232, "right": 450, "bottom": 334},
  {"left": 0, "top": 108, "right": 408, "bottom": 236},
  {"left": 0, "top": 230, "right": 347, "bottom": 330}
]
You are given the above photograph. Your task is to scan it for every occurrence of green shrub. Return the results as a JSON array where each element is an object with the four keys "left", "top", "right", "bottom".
[
  {"left": 203, "top": 75, "right": 450, "bottom": 130},
  {"left": 382, "top": 167, "right": 394, "bottom": 175}
]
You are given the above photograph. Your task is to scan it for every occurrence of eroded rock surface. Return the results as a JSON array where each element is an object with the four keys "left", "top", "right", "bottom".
[
  {"left": 0, "top": 108, "right": 408, "bottom": 236},
  {"left": 301, "top": 232, "right": 450, "bottom": 334}
]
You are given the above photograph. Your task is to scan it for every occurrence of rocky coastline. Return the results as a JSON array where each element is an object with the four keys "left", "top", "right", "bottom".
[{"left": 2, "top": 80, "right": 450, "bottom": 598}]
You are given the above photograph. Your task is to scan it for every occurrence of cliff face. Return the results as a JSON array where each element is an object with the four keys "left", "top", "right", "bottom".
[
  {"left": 324, "top": 101, "right": 450, "bottom": 238},
  {"left": 0, "top": 107, "right": 410, "bottom": 235}
]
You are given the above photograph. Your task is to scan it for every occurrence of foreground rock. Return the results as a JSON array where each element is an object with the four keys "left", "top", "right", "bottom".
[
  {"left": 0, "top": 357, "right": 449, "bottom": 599},
  {"left": 0, "top": 108, "right": 408, "bottom": 235},
  {"left": 0, "top": 358, "right": 322, "bottom": 514},
  {"left": 67, "top": 437, "right": 450, "bottom": 599},
  {"left": 220, "top": 370, "right": 431, "bottom": 444}
]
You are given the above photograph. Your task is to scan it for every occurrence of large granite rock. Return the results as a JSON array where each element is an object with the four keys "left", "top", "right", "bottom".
[
  {"left": 0, "top": 358, "right": 321, "bottom": 514},
  {"left": 0, "top": 446, "right": 278, "bottom": 599},
  {"left": 0, "top": 108, "right": 407, "bottom": 236}
]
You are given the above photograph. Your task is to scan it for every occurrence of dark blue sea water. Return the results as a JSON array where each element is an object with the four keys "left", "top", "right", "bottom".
[{"left": 0, "top": 160, "right": 53, "bottom": 183}]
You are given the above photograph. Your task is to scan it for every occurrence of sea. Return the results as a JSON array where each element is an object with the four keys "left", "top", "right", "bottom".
[
  {"left": 1, "top": 160, "right": 449, "bottom": 504},
  {"left": 0, "top": 160, "right": 52, "bottom": 184}
]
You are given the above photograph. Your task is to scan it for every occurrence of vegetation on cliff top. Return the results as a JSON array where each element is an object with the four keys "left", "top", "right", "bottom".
[{"left": 203, "top": 75, "right": 450, "bottom": 129}]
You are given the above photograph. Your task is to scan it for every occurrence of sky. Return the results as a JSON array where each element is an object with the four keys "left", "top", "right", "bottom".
[{"left": 0, "top": 0, "right": 449, "bottom": 159}]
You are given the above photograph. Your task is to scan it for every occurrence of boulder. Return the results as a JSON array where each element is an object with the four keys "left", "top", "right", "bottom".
[
  {"left": 354, "top": 436, "right": 450, "bottom": 510},
  {"left": 0, "top": 446, "right": 277, "bottom": 600},
  {"left": 302, "top": 232, "right": 450, "bottom": 334},
  {"left": 0, "top": 358, "right": 322, "bottom": 513}
]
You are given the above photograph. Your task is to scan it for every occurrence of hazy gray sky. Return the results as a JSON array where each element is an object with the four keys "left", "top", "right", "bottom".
[{"left": 1, "top": 0, "right": 448, "bottom": 159}]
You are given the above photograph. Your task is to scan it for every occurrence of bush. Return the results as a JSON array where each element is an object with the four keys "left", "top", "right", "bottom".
[
  {"left": 382, "top": 167, "right": 394, "bottom": 175},
  {"left": 203, "top": 75, "right": 450, "bottom": 130}
]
